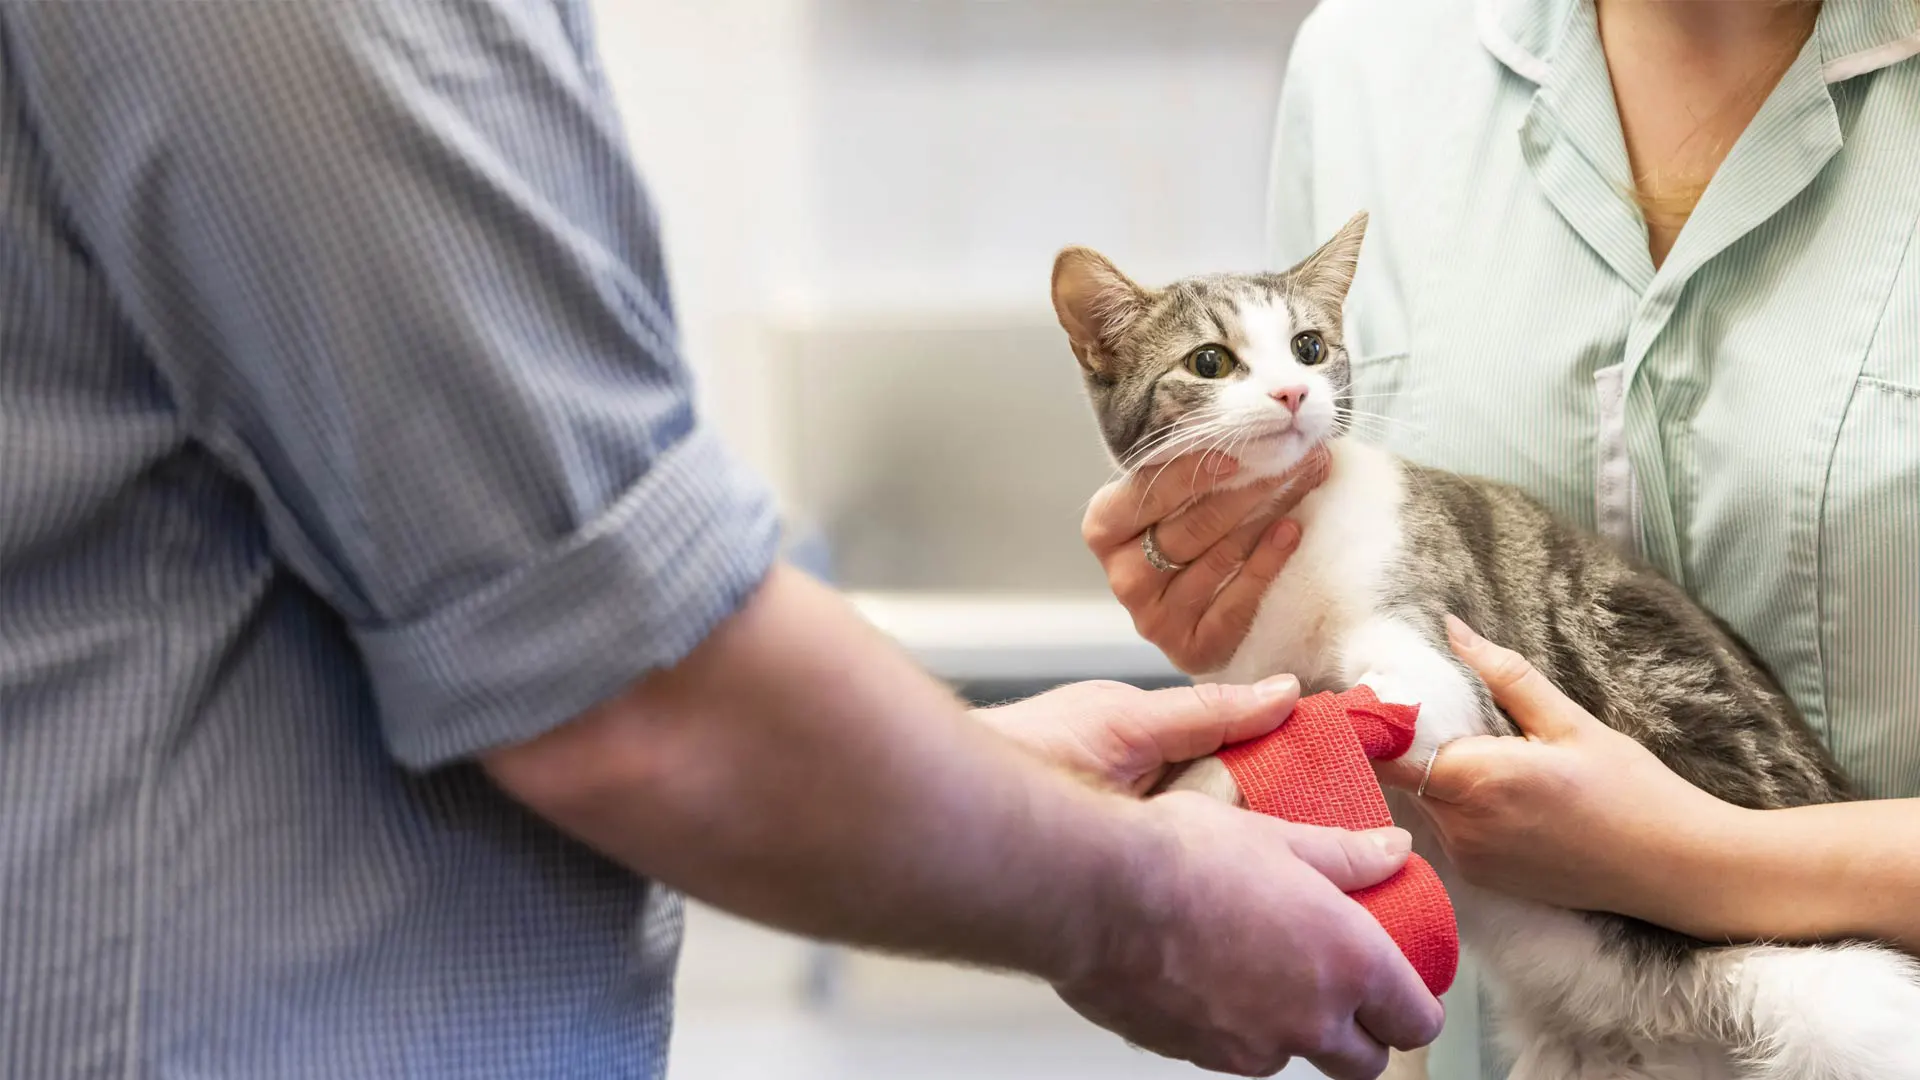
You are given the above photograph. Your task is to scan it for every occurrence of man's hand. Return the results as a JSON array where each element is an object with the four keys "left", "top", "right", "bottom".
[
  {"left": 1086, "top": 449, "right": 1330, "bottom": 674},
  {"left": 976, "top": 675, "right": 1302, "bottom": 794},
  {"left": 484, "top": 565, "right": 1442, "bottom": 1077},
  {"left": 1065, "top": 793, "right": 1445, "bottom": 1079}
]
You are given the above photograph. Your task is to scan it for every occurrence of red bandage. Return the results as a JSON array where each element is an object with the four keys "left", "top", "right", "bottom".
[{"left": 1216, "top": 686, "right": 1458, "bottom": 997}]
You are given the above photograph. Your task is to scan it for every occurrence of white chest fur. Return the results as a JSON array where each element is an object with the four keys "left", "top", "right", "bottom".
[{"left": 1205, "top": 439, "right": 1408, "bottom": 690}]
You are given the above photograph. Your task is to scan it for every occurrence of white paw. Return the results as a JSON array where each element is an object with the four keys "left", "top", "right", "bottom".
[
  {"left": 1161, "top": 756, "right": 1246, "bottom": 807},
  {"left": 1342, "top": 619, "right": 1491, "bottom": 763},
  {"left": 1356, "top": 668, "right": 1423, "bottom": 707}
]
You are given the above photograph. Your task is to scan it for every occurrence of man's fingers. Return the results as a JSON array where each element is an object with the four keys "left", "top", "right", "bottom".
[
  {"left": 1127, "top": 676, "right": 1301, "bottom": 766},
  {"left": 1355, "top": 965, "right": 1447, "bottom": 1055},
  {"left": 1305, "top": 1024, "right": 1391, "bottom": 1080},
  {"left": 1082, "top": 451, "right": 1243, "bottom": 552},
  {"left": 1443, "top": 616, "right": 1584, "bottom": 741},
  {"left": 1278, "top": 820, "right": 1413, "bottom": 893}
]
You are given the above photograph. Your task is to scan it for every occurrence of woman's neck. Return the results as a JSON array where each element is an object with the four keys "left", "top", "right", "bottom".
[{"left": 1596, "top": 0, "right": 1821, "bottom": 268}]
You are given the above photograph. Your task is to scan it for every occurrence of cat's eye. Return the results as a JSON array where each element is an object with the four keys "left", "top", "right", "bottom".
[
  {"left": 1292, "top": 331, "right": 1326, "bottom": 366},
  {"left": 1185, "top": 345, "right": 1238, "bottom": 380}
]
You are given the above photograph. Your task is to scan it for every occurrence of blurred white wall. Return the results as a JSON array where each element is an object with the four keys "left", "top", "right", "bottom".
[
  {"left": 587, "top": 0, "right": 815, "bottom": 494},
  {"left": 590, "top": 0, "right": 1316, "bottom": 510}
]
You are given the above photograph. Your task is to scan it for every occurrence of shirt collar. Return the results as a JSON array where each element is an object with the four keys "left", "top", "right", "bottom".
[{"left": 1477, "top": 0, "right": 1920, "bottom": 86}]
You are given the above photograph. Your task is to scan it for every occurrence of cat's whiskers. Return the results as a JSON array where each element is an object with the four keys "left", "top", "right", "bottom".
[
  {"left": 1116, "top": 408, "right": 1241, "bottom": 471},
  {"left": 1120, "top": 428, "right": 1240, "bottom": 488},
  {"left": 1117, "top": 412, "right": 1244, "bottom": 475},
  {"left": 1134, "top": 423, "right": 1253, "bottom": 514},
  {"left": 1336, "top": 408, "right": 1425, "bottom": 441}
]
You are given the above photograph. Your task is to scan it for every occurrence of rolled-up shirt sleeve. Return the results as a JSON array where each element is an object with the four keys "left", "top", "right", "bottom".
[{"left": 5, "top": 0, "right": 781, "bottom": 768}]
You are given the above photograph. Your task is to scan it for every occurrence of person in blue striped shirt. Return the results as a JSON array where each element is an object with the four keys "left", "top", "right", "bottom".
[
  {"left": 1090, "top": 1, "right": 1920, "bottom": 1076},
  {"left": 0, "top": 3, "right": 1450, "bottom": 1079}
]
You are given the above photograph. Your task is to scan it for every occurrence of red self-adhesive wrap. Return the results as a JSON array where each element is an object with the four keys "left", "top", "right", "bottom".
[{"left": 1216, "top": 686, "right": 1458, "bottom": 997}]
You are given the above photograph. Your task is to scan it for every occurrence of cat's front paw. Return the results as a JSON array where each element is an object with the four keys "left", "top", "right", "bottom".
[
  {"left": 1354, "top": 664, "right": 1486, "bottom": 766},
  {"left": 1355, "top": 669, "right": 1423, "bottom": 709},
  {"left": 1159, "top": 755, "right": 1246, "bottom": 807}
]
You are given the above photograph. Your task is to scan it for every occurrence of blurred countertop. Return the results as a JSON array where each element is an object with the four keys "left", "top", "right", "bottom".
[{"left": 847, "top": 591, "right": 1180, "bottom": 686}]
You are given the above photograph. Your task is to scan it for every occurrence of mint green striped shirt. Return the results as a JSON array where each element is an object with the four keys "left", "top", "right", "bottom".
[{"left": 1266, "top": 0, "right": 1920, "bottom": 1074}]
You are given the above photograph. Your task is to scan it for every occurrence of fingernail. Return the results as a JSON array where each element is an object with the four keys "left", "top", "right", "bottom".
[
  {"left": 1202, "top": 453, "right": 1239, "bottom": 477},
  {"left": 1267, "top": 518, "right": 1301, "bottom": 549},
  {"left": 1444, "top": 614, "right": 1480, "bottom": 648},
  {"left": 1254, "top": 673, "right": 1299, "bottom": 702},
  {"left": 1369, "top": 827, "right": 1413, "bottom": 859}
]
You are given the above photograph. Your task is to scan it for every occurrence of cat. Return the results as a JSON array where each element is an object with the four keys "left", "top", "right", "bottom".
[{"left": 1049, "top": 212, "right": 1920, "bottom": 1080}]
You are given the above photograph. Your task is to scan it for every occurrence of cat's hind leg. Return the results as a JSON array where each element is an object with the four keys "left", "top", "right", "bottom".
[
  {"left": 1505, "top": 1029, "right": 1735, "bottom": 1080},
  {"left": 1705, "top": 942, "right": 1920, "bottom": 1080}
]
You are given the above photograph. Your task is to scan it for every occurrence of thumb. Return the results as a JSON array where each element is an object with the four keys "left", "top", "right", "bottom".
[
  {"left": 1133, "top": 675, "right": 1302, "bottom": 764},
  {"left": 1443, "top": 615, "right": 1584, "bottom": 741},
  {"left": 1277, "top": 819, "right": 1414, "bottom": 892}
]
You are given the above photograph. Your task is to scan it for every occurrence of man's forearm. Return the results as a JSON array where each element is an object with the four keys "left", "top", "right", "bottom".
[{"left": 482, "top": 564, "right": 1158, "bottom": 982}]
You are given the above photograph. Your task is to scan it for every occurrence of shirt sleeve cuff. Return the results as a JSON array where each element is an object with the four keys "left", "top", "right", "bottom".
[{"left": 355, "top": 424, "right": 783, "bottom": 770}]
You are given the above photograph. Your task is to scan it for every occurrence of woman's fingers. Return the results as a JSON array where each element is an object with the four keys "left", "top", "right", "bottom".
[
  {"left": 1144, "top": 475, "right": 1291, "bottom": 568},
  {"left": 1089, "top": 447, "right": 1332, "bottom": 673},
  {"left": 1443, "top": 616, "right": 1586, "bottom": 741},
  {"left": 1179, "top": 519, "right": 1303, "bottom": 671},
  {"left": 1376, "top": 735, "right": 1517, "bottom": 804},
  {"left": 1147, "top": 444, "right": 1332, "bottom": 568},
  {"left": 1082, "top": 451, "right": 1244, "bottom": 553}
]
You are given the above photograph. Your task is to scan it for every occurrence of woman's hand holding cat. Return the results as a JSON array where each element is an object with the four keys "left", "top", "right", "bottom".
[
  {"left": 975, "top": 673, "right": 1304, "bottom": 794},
  {"left": 1379, "top": 616, "right": 1741, "bottom": 927},
  {"left": 1379, "top": 618, "right": 1920, "bottom": 956},
  {"left": 1086, "top": 446, "right": 1332, "bottom": 673}
]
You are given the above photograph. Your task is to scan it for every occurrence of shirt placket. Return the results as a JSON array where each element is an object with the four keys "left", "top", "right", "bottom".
[{"left": 1519, "top": 6, "right": 1843, "bottom": 587}]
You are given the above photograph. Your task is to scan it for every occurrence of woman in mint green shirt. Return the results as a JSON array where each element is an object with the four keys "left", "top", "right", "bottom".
[{"left": 1083, "top": 0, "right": 1920, "bottom": 1074}]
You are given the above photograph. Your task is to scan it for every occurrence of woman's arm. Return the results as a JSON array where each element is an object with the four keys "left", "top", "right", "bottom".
[
  {"left": 1388, "top": 616, "right": 1920, "bottom": 954},
  {"left": 1698, "top": 798, "right": 1920, "bottom": 954}
]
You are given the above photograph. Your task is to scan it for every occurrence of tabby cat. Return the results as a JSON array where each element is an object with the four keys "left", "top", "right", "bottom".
[{"left": 1050, "top": 213, "right": 1920, "bottom": 1080}]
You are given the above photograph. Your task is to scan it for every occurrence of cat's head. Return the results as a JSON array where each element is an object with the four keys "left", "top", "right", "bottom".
[{"left": 1050, "top": 211, "right": 1367, "bottom": 481}]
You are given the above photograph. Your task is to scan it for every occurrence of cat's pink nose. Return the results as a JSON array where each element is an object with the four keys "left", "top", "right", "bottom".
[{"left": 1271, "top": 386, "right": 1309, "bottom": 414}]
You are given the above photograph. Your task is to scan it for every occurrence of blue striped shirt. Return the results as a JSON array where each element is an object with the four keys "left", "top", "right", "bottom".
[{"left": 0, "top": 2, "right": 780, "bottom": 1076}]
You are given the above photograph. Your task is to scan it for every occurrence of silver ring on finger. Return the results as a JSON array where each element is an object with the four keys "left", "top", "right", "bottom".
[
  {"left": 1416, "top": 745, "right": 1443, "bottom": 799},
  {"left": 1141, "top": 525, "right": 1187, "bottom": 573}
]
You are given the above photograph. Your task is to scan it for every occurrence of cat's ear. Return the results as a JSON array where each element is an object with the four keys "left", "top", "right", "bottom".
[
  {"left": 1052, "top": 246, "right": 1147, "bottom": 377},
  {"left": 1290, "top": 210, "right": 1368, "bottom": 309}
]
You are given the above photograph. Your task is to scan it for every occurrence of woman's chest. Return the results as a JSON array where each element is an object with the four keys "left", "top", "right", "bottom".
[{"left": 1335, "top": 68, "right": 1920, "bottom": 798}]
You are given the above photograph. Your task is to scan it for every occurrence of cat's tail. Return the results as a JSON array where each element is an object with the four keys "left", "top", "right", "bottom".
[{"left": 1694, "top": 941, "right": 1920, "bottom": 1080}]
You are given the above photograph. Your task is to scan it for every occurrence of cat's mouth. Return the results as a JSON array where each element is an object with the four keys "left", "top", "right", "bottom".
[
  {"left": 1214, "top": 416, "right": 1336, "bottom": 480},
  {"left": 1239, "top": 416, "right": 1332, "bottom": 450}
]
